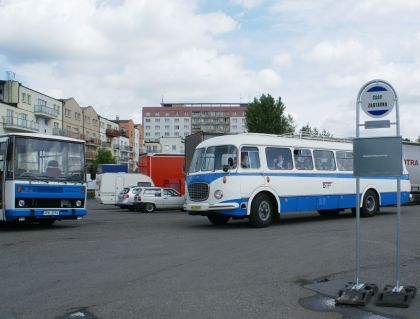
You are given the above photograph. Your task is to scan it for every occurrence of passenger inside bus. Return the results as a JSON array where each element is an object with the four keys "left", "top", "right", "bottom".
[
  {"left": 241, "top": 153, "right": 250, "bottom": 168},
  {"left": 46, "top": 160, "right": 61, "bottom": 177}
]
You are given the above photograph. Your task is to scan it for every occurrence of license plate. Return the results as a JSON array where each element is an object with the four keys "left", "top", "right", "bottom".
[
  {"left": 191, "top": 205, "right": 201, "bottom": 211},
  {"left": 43, "top": 210, "right": 60, "bottom": 216}
]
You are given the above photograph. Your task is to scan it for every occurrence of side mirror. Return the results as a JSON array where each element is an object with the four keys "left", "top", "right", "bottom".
[{"left": 222, "top": 157, "right": 234, "bottom": 172}]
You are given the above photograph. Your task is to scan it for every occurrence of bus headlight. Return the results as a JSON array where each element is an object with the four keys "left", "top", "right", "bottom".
[
  {"left": 214, "top": 190, "right": 223, "bottom": 200},
  {"left": 75, "top": 200, "right": 83, "bottom": 207},
  {"left": 18, "top": 199, "right": 26, "bottom": 207}
]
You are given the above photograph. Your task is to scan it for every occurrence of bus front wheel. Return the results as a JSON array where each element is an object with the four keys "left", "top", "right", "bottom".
[
  {"left": 207, "top": 215, "right": 230, "bottom": 225},
  {"left": 249, "top": 193, "right": 274, "bottom": 228},
  {"left": 361, "top": 190, "right": 379, "bottom": 217}
]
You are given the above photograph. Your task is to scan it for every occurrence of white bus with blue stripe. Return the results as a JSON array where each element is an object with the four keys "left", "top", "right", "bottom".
[
  {"left": 0, "top": 133, "right": 87, "bottom": 225},
  {"left": 184, "top": 133, "right": 411, "bottom": 227}
]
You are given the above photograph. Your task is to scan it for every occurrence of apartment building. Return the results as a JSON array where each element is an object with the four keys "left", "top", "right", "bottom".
[
  {"left": 142, "top": 103, "right": 248, "bottom": 153},
  {"left": 0, "top": 80, "right": 63, "bottom": 135},
  {"left": 61, "top": 98, "right": 84, "bottom": 139},
  {"left": 81, "top": 106, "right": 100, "bottom": 165}
]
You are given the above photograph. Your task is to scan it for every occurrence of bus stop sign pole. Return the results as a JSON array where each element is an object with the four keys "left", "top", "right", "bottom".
[{"left": 336, "top": 79, "right": 416, "bottom": 307}]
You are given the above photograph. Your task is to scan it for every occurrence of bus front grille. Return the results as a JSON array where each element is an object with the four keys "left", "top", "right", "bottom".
[{"left": 188, "top": 183, "right": 209, "bottom": 201}]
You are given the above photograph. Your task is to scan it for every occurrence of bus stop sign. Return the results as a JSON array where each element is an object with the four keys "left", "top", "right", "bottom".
[{"left": 360, "top": 82, "right": 396, "bottom": 118}]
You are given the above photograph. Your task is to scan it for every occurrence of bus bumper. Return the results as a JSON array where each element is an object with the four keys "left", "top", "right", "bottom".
[{"left": 4, "top": 208, "right": 87, "bottom": 222}]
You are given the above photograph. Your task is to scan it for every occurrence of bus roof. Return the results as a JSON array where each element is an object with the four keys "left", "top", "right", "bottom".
[
  {"left": 0, "top": 133, "right": 85, "bottom": 143},
  {"left": 197, "top": 133, "right": 352, "bottom": 151}
]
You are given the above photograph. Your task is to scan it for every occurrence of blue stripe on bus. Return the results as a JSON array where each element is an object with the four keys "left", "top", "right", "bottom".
[
  {"left": 186, "top": 172, "right": 410, "bottom": 185},
  {"left": 213, "top": 192, "right": 411, "bottom": 216},
  {"left": 15, "top": 184, "right": 85, "bottom": 199}
]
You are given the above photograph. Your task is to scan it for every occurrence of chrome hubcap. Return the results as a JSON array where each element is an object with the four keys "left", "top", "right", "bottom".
[
  {"left": 258, "top": 200, "right": 271, "bottom": 221},
  {"left": 366, "top": 196, "right": 375, "bottom": 211}
]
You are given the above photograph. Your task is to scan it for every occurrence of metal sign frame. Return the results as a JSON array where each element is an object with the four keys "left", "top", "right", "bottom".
[{"left": 356, "top": 80, "right": 401, "bottom": 291}]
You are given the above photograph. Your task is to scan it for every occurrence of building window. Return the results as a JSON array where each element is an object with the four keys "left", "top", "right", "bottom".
[
  {"left": 146, "top": 112, "right": 150, "bottom": 116},
  {"left": 65, "top": 109, "right": 71, "bottom": 117},
  {"left": 184, "top": 112, "right": 188, "bottom": 116},
  {"left": 165, "top": 118, "right": 170, "bottom": 123},
  {"left": 27, "top": 95, "right": 31, "bottom": 105},
  {"left": 145, "top": 118, "right": 151, "bottom": 123},
  {"left": 155, "top": 125, "right": 160, "bottom": 130},
  {"left": 145, "top": 125, "right": 150, "bottom": 129},
  {"left": 155, "top": 132, "right": 160, "bottom": 137},
  {"left": 155, "top": 118, "right": 160, "bottom": 123},
  {"left": 53, "top": 104, "right": 60, "bottom": 114},
  {"left": 184, "top": 118, "right": 189, "bottom": 123},
  {"left": 184, "top": 125, "right": 189, "bottom": 130},
  {"left": 165, "top": 125, "right": 170, "bottom": 129},
  {"left": 165, "top": 112, "right": 169, "bottom": 116},
  {"left": 155, "top": 112, "right": 160, "bottom": 116},
  {"left": 54, "top": 122, "right": 59, "bottom": 128},
  {"left": 174, "top": 118, "right": 179, "bottom": 123},
  {"left": 165, "top": 132, "right": 170, "bottom": 136},
  {"left": 145, "top": 132, "right": 150, "bottom": 137},
  {"left": 22, "top": 93, "right": 27, "bottom": 103},
  {"left": 174, "top": 125, "right": 179, "bottom": 130}
]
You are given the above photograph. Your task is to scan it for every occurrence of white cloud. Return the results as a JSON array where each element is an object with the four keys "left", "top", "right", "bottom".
[
  {"left": 272, "top": 53, "right": 292, "bottom": 68},
  {"left": 231, "top": 0, "right": 263, "bottom": 9}
]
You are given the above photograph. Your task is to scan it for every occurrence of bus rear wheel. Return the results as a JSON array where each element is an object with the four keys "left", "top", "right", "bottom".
[
  {"left": 249, "top": 193, "right": 274, "bottom": 228},
  {"left": 207, "top": 215, "right": 230, "bottom": 225},
  {"left": 361, "top": 190, "right": 379, "bottom": 217}
]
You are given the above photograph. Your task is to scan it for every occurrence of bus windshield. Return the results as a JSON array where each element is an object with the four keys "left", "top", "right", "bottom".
[
  {"left": 189, "top": 145, "right": 238, "bottom": 173},
  {"left": 14, "top": 137, "right": 85, "bottom": 182}
]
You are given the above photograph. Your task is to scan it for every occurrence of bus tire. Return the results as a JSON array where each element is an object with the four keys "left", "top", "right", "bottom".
[
  {"left": 144, "top": 203, "right": 155, "bottom": 213},
  {"left": 249, "top": 193, "right": 273, "bottom": 228},
  {"left": 207, "top": 215, "right": 230, "bottom": 225},
  {"left": 317, "top": 209, "right": 340, "bottom": 217},
  {"left": 361, "top": 190, "right": 379, "bottom": 217},
  {"left": 128, "top": 206, "right": 135, "bottom": 211}
]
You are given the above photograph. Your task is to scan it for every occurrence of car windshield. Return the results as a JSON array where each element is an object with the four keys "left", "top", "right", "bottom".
[{"left": 14, "top": 137, "right": 85, "bottom": 182}]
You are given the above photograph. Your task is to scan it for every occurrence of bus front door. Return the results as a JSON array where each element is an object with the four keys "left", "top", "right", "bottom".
[{"left": 0, "top": 139, "right": 7, "bottom": 221}]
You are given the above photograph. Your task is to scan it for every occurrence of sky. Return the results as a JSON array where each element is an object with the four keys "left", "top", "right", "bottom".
[{"left": 1, "top": 0, "right": 419, "bottom": 139}]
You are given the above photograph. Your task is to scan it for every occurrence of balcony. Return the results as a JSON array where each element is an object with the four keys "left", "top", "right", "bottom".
[
  {"left": 106, "top": 129, "right": 120, "bottom": 137},
  {"left": 53, "top": 128, "right": 83, "bottom": 140},
  {"left": 85, "top": 137, "right": 100, "bottom": 146},
  {"left": 120, "top": 145, "right": 133, "bottom": 153},
  {"left": 112, "top": 144, "right": 120, "bottom": 149},
  {"left": 3, "top": 116, "right": 39, "bottom": 133},
  {"left": 101, "top": 141, "right": 112, "bottom": 148},
  {"left": 34, "top": 104, "right": 58, "bottom": 119}
]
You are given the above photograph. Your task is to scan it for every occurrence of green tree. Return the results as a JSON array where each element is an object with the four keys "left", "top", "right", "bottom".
[
  {"left": 246, "top": 94, "right": 295, "bottom": 134},
  {"left": 88, "top": 148, "right": 116, "bottom": 179},
  {"left": 299, "top": 123, "right": 332, "bottom": 137}
]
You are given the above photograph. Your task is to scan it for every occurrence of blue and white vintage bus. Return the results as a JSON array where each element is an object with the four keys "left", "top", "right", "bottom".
[
  {"left": 0, "top": 133, "right": 87, "bottom": 225},
  {"left": 184, "top": 133, "right": 411, "bottom": 227}
]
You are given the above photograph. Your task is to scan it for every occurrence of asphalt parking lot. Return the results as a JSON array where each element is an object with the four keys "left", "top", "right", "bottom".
[{"left": 1, "top": 201, "right": 420, "bottom": 319}]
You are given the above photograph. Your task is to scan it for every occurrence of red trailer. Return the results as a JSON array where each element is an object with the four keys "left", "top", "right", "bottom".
[{"left": 138, "top": 154, "right": 185, "bottom": 194}]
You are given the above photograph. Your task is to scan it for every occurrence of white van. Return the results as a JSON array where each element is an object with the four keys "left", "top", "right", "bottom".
[{"left": 95, "top": 173, "right": 154, "bottom": 205}]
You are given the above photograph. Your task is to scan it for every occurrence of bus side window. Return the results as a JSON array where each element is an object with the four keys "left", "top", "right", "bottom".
[
  {"left": 266, "top": 147, "right": 293, "bottom": 170},
  {"left": 314, "top": 150, "right": 336, "bottom": 171},
  {"left": 336, "top": 151, "right": 353, "bottom": 171},
  {"left": 294, "top": 149, "right": 313, "bottom": 170},
  {"left": 241, "top": 147, "right": 260, "bottom": 169}
]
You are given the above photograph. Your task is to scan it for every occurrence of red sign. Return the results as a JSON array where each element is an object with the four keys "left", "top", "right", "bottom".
[{"left": 404, "top": 159, "right": 419, "bottom": 166}]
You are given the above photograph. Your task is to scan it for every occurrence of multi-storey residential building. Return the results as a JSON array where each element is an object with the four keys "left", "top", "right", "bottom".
[
  {"left": 60, "top": 98, "right": 84, "bottom": 139},
  {"left": 82, "top": 106, "right": 100, "bottom": 165},
  {"left": 115, "top": 119, "right": 136, "bottom": 171},
  {"left": 100, "top": 116, "right": 119, "bottom": 153},
  {"left": 142, "top": 103, "right": 248, "bottom": 153},
  {"left": 134, "top": 123, "right": 145, "bottom": 155},
  {"left": 0, "top": 80, "right": 62, "bottom": 135}
]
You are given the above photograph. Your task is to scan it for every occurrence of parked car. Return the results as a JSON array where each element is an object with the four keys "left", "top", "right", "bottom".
[
  {"left": 134, "top": 187, "right": 185, "bottom": 212},
  {"left": 116, "top": 186, "right": 143, "bottom": 210}
]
